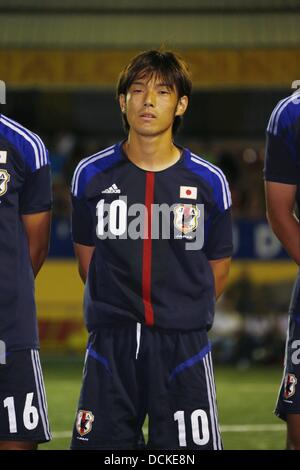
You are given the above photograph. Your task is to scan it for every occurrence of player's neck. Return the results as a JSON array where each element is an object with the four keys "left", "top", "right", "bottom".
[{"left": 123, "top": 132, "right": 181, "bottom": 172}]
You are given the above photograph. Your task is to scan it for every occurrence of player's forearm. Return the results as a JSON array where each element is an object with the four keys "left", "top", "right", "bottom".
[
  {"left": 78, "top": 264, "right": 88, "bottom": 284},
  {"left": 73, "top": 243, "right": 95, "bottom": 284},
  {"left": 209, "top": 257, "right": 231, "bottom": 300},
  {"left": 22, "top": 211, "right": 51, "bottom": 277},
  {"left": 29, "top": 245, "right": 49, "bottom": 277},
  {"left": 267, "top": 211, "right": 300, "bottom": 265},
  {"left": 213, "top": 272, "right": 230, "bottom": 299}
]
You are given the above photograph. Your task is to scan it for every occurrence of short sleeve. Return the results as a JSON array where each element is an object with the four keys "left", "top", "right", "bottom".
[
  {"left": 264, "top": 97, "right": 300, "bottom": 184},
  {"left": 264, "top": 132, "right": 300, "bottom": 184},
  {"left": 20, "top": 165, "right": 52, "bottom": 214},
  {"left": 71, "top": 194, "right": 95, "bottom": 246},
  {"left": 203, "top": 207, "right": 233, "bottom": 260}
]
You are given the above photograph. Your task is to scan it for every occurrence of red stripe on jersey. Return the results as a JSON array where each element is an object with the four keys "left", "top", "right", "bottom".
[{"left": 142, "top": 171, "right": 155, "bottom": 326}]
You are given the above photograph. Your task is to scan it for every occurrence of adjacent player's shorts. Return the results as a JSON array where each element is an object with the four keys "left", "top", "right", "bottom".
[
  {"left": 71, "top": 323, "right": 222, "bottom": 450},
  {"left": 275, "top": 271, "right": 300, "bottom": 421},
  {"left": 0, "top": 349, "right": 51, "bottom": 443}
]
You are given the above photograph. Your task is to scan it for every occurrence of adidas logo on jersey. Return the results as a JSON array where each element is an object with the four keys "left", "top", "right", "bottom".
[{"left": 102, "top": 184, "right": 121, "bottom": 194}]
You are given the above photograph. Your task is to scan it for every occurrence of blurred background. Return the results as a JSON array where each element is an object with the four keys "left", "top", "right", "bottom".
[{"left": 0, "top": 0, "right": 300, "bottom": 449}]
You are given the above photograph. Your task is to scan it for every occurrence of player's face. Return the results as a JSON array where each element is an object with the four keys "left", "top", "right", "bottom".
[{"left": 119, "top": 74, "right": 188, "bottom": 137}]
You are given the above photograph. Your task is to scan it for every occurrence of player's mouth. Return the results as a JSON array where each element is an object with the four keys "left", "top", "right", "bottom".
[{"left": 140, "top": 112, "right": 156, "bottom": 120}]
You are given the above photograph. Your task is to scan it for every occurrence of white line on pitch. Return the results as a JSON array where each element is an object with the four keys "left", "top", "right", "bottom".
[
  {"left": 52, "top": 424, "right": 285, "bottom": 439},
  {"left": 221, "top": 424, "right": 285, "bottom": 432},
  {"left": 52, "top": 431, "right": 72, "bottom": 438}
]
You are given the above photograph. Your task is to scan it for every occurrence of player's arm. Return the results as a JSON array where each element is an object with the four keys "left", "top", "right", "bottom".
[
  {"left": 209, "top": 257, "right": 231, "bottom": 299},
  {"left": 265, "top": 181, "right": 300, "bottom": 265},
  {"left": 73, "top": 243, "right": 95, "bottom": 283},
  {"left": 71, "top": 170, "right": 95, "bottom": 284},
  {"left": 22, "top": 211, "right": 51, "bottom": 277}
]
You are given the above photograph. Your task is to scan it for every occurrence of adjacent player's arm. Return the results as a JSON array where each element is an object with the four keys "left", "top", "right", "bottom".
[
  {"left": 22, "top": 211, "right": 51, "bottom": 277},
  {"left": 73, "top": 242, "right": 95, "bottom": 283},
  {"left": 265, "top": 181, "right": 300, "bottom": 265},
  {"left": 71, "top": 193, "right": 95, "bottom": 283},
  {"left": 204, "top": 199, "right": 233, "bottom": 300},
  {"left": 209, "top": 257, "right": 231, "bottom": 300}
]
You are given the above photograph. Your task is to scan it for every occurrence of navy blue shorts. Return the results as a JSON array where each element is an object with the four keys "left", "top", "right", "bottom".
[
  {"left": 71, "top": 324, "right": 222, "bottom": 450},
  {"left": 275, "top": 271, "right": 300, "bottom": 421},
  {"left": 0, "top": 349, "right": 51, "bottom": 443}
]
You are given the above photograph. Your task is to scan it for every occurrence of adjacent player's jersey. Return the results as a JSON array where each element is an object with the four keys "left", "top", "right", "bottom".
[
  {"left": 71, "top": 142, "right": 233, "bottom": 331},
  {"left": 264, "top": 91, "right": 300, "bottom": 196},
  {"left": 0, "top": 114, "right": 52, "bottom": 351}
]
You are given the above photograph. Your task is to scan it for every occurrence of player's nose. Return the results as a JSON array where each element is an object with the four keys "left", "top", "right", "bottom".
[{"left": 143, "top": 89, "right": 156, "bottom": 107}]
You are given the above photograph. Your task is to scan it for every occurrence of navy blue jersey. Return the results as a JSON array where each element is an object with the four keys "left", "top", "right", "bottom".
[
  {"left": 0, "top": 114, "right": 52, "bottom": 351},
  {"left": 71, "top": 143, "right": 232, "bottom": 331},
  {"left": 264, "top": 92, "right": 300, "bottom": 198}
]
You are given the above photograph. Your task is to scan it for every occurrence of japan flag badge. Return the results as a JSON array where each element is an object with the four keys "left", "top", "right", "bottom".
[{"left": 180, "top": 186, "right": 197, "bottom": 200}]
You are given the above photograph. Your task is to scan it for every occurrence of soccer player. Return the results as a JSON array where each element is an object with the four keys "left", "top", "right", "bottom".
[
  {"left": 0, "top": 114, "right": 52, "bottom": 449},
  {"left": 70, "top": 50, "right": 233, "bottom": 450},
  {"left": 265, "top": 90, "right": 300, "bottom": 450}
]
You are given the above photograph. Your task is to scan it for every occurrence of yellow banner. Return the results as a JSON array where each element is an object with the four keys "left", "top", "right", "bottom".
[{"left": 0, "top": 48, "right": 299, "bottom": 88}]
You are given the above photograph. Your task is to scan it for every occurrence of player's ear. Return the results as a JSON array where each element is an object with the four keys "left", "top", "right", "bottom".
[
  {"left": 175, "top": 95, "right": 188, "bottom": 117},
  {"left": 119, "top": 94, "right": 126, "bottom": 114}
]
